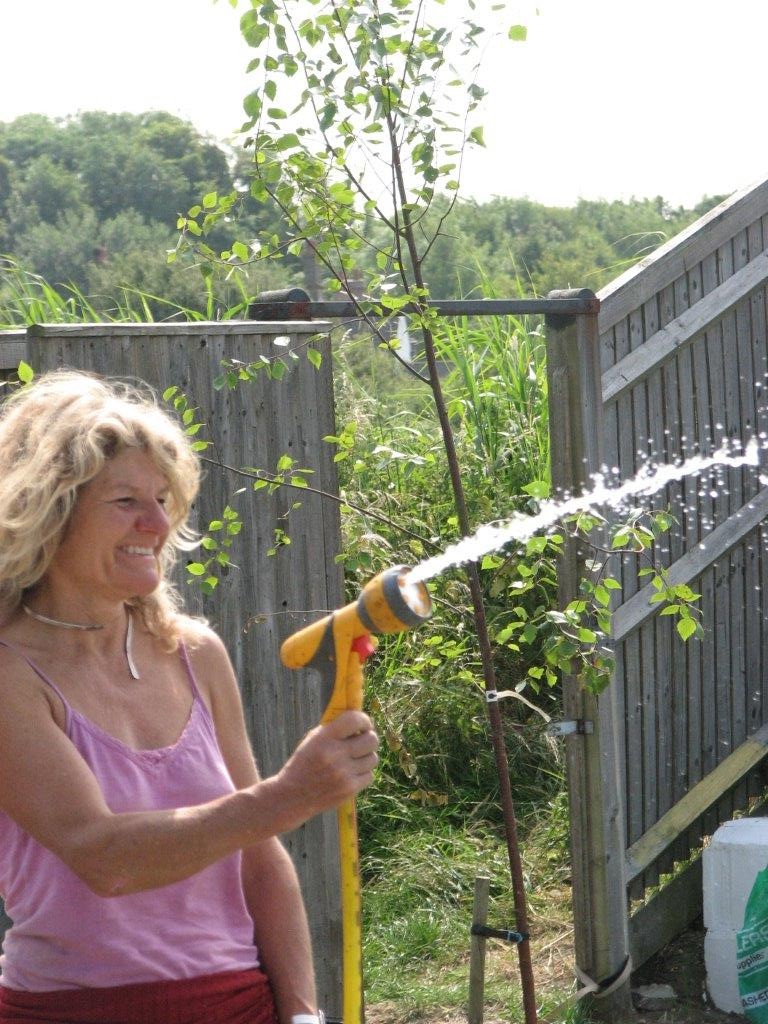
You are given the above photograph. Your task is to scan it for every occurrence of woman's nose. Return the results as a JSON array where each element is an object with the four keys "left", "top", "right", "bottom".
[{"left": 137, "top": 502, "right": 170, "bottom": 534}]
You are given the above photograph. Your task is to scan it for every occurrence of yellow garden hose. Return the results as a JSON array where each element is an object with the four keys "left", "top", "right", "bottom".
[{"left": 281, "top": 567, "right": 432, "bottom": 1023}]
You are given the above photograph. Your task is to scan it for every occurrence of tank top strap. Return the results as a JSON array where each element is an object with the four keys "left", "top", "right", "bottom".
[
  {"left": 177, "top": 640, "right": 205, "bottom": 704},
  {"left": 0, "top": 637, "right": 70, "bottom": 705}
]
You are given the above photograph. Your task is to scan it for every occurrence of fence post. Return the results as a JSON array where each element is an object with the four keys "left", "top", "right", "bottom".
[
  {"left": 468, "top": 876, "right": 490, "bottom": 1024},
  {"left": 545, "top": 290, "right": 633, "bottom": 1021}
]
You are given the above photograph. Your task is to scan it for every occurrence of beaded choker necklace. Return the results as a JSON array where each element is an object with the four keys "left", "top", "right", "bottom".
[{"left": 21, "top": 604, "right": 140, "bottom": 680}]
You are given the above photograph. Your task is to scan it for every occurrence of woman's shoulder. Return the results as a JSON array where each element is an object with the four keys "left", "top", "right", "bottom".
[
  {"left": 176, "top": 615, "right": 228, "bottom": 659},
  {"left": 0, "top": 617, "right": 45, "bottom": 679},
  {"left": 0, "top": 635, "right": 36, "bottom": 681},
  {"left": 174, "top": 616, "right": 236, "bottom": 708},
  {"left": 0, "top": 630, "right": 61, "bottom": 726}
]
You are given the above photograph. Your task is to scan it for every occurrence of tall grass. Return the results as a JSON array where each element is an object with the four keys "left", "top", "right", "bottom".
[
  {"left": 329, "top": 318, "right": 579, "bottom": 1020},
  {"left": 0, "top": 258, "right": 254, "bottom": 328},
  {"left": 435, "top": 313, "right": 550, "bottom": 500}
]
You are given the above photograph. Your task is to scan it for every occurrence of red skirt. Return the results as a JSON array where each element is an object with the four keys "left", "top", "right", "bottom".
[{"left": 0, "top": 968, "right": 277, "bottom": 1024}]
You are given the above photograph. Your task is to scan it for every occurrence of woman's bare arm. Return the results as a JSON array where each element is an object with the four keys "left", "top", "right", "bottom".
[{"left": 0, "top": 640, "right": 378, "bottom": 898}]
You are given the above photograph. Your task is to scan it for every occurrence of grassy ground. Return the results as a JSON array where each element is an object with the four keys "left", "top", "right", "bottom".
[{"left": 360, "top": 786, "right": 583, "bottom": 1024}]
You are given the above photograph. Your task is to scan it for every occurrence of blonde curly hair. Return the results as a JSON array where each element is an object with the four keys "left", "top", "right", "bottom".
[{"left": 0, "top": 369, "right": 201, "bottom": 647}]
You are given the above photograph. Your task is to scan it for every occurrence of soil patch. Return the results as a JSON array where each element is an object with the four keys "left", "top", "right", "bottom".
[{"left": 632, "top": 919, "right": 743, "bottom": 1024}]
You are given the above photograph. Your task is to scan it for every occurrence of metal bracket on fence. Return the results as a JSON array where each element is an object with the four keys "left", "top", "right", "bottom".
[{"left": 546, "top": 719, "right": 594, "bottom": 737}]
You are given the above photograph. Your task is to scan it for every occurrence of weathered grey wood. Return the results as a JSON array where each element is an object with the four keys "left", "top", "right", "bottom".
[
  {"left": 21, "top": 321, "right": 345, "bottom": 1014},
  {"left": 468, "top": 876, "right": 490, "bottom": 1024},
  {"left": 0, "top": 331, "right": 26, "bottom": 371},
  {"left": 674, "top": 275, "right": 701, "bottom": 827},
  {"left": 546, "top": 292, "right": 633, "bottom": 1020},
  {"left": 602, "top": 250, "right": 768, "bottom": 404},
  {"left": 629, "top": 857, "right": 703, "bottom": 970},
  {"left": 625, "top": 721, "right": 768, "bottom": 880},
  {"left": 727, "top": 238, "right": 748, "bottom": 819},
  {"left": 645, "top": 291, "right": 677, "bottom": 877},
  {"left": 612, "top": 488, "right": 768, "bottom": 642},
  {"left": 25, "top": 320, "right": 307, "bottom": 337},
  {"left": 598, "top": 178, "right": 768, "bottom": 331},
  {"left": 585, "top": 178, "right": 768, "bottom": 972},
  {"left": 632, "top": 796, "right": 768, "bottom": 968}
]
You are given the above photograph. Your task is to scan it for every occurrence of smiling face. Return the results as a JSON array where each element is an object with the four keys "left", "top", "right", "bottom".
[{"left": 44, "top": 449, "right": 172, "bottom": 607}]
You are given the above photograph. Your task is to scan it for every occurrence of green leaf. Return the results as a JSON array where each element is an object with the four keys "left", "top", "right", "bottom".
[
  {"left": 202, "top": 191, "right": 218, "bottom": 210},
  {"left": 468, "top": 126, "right": 485, "bottom": 147},
  {"left": 306, "top": 348, "right": 322, "bottom": 369},
  {"left": 232, "top": 241, "right": 251, "bottom": 261},
  {"left": 17, "top": 361, "right": 34, "bottom": 384},
  {"left": 677, "top": 617, "right": 698, "bottom": 641},
  {"left": 186, "top": 562, "right": 206, "bottom": 576},
  {"left": 594, "top": 585, "right": 610, "bottom": 607},
  {"left": 481, "top": 554, "right": 504, "bottom": 570},
  {"left": 509, "top": 24, "right": 528, "bottom": 41},
  {"left": 522, "top": 480, "right": 549, "bottom": 499}
]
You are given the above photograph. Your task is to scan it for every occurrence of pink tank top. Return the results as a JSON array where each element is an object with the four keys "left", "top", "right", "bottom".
[{"left": 0, "top": 640, "right": 260, "bottom": 991}]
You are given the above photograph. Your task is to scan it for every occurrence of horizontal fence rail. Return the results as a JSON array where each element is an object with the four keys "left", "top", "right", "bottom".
[{"left": 248, "top": 288, "right": 600, "bottom": 321}]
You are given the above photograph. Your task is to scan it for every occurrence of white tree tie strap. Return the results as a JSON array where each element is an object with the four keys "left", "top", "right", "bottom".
[{"left": 574, "top": 955, "right": 632, "bottom": 1001}]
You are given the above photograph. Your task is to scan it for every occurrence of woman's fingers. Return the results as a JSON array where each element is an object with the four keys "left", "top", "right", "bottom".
[{"left": 274, "top": 711, "right": 381, "bottom": 824}]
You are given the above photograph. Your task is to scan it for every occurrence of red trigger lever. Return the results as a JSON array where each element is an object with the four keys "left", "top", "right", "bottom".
[{"left": 351, "top": 635, "right": 376, "bottom": 662}]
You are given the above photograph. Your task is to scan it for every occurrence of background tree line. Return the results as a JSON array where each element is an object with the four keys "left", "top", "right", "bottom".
[{"left": 0, "top": 110, "right": 725, "bottom": 316}]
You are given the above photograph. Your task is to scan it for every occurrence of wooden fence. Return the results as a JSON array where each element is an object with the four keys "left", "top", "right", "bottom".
[
  {"left": 546, "top": 178, "right": 768, "bottom": 1017},
  {"left": 0, "top": 323, "right": 346, "bottom": 1013}
]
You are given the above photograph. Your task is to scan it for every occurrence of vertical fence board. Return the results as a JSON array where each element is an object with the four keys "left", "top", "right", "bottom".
[{"left": 546, "top": 293, "right": 633, "bottom": 1020}]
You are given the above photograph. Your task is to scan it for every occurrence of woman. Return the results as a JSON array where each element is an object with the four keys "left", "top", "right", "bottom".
[{"left": 0, "top": 370, "right": 379, "bottom": 1024}]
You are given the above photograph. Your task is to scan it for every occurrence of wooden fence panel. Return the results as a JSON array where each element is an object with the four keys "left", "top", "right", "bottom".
[
  {"left": 547, "top": 182, "right": 768, "bottom": 1003},
  {"left": 581, "top": 180, "right": 768, "bottom": 973},
  {"left": 0, "top": 323, "right": 346, "bottom": 1013}
]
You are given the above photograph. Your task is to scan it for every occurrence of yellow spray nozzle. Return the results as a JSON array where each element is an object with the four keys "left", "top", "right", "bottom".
[{"left": 280, "top": 565, "right": 432, "bottom": 719}]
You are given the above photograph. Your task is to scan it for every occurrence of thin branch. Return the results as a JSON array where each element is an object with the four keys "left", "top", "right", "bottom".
[{"left": 201, "top": 456, "right": 440, "bottom": 551}]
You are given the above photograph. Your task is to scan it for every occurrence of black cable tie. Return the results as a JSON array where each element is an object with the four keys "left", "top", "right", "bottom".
[{"left": 471, "top": 923, "right": 528, "bottom": 944}]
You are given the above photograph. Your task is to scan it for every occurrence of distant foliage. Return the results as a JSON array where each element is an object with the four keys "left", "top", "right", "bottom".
[
  {"left": 0, "top": 109, "right": 726, "bottom": 320},
  {"left": 0, "top": 111, "right": 296, "bottom": 317},
  {"left": 415, "top": 193, "right": 727, "bottom": 298}
]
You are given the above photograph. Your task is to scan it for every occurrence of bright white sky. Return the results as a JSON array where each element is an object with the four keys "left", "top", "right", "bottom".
[{"left": 3, "top": 0, "right": 767, "bottom": 209}]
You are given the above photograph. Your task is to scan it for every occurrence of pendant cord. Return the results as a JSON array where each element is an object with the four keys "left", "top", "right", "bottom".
[
  {"left": 22, "top": 604, "right": 104, "bottom": 631},
  {"left": 125, "top": 613, "right": 140, "bottom": 680},
  {"left": 21, "top": 603, "right": 140, "bottom": 680}
]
